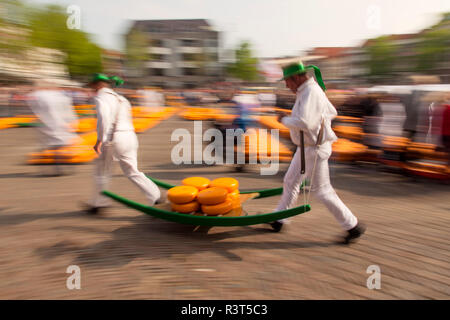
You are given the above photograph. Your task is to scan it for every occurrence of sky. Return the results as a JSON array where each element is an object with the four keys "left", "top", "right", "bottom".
[{"left": 31, "top": 0, "right": 450, "bottom": 58}]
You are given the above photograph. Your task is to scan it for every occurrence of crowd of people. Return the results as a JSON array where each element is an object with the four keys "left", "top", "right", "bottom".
[{"left": 2, "top": 77, "right": 450, "bottom": 168}]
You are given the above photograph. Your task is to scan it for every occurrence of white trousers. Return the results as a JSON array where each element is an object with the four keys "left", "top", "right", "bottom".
[
  {"left": 91, "top": 131, "right": 161, "bottom": 207},
  {"left": 276, "top": 145, "right": 358, "bottom": 231}
]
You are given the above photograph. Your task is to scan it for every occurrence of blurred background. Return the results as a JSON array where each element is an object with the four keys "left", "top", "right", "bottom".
[
  {"left": 0, "top": 0, "right": 449, "bottom": 299},
  {"left": 1, "top": 0, "right": 449, "bottom": 179}
]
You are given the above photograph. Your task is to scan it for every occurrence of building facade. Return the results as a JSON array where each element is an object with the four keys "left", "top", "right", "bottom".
[
  {"left": 101, "top": 49, "right": 124, "bottom": 77},
  {"left": 125, "top": 19, "right": 222, "bottom": 88}
]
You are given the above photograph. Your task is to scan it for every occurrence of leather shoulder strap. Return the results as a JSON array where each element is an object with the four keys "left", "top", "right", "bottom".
[{"left": 316, "top": 118, "right": 325, "bottom": 146}]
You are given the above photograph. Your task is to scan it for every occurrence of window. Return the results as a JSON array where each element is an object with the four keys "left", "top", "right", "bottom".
[
  {"left": 152, "top": 54, "right": 165, "bottom": 61},
  {"left": 183, "top": 68, "right": 198, "bottom": 76},
  {"left": 153, "top": 68, "right": 165, "bottom": 76},
  {"left": 182, "top": 53, "right": 197, "bottom": 61},
  {"left": 205, "top": 39, "right": 218, "bottom": 48},
  {"left": 180, "top": 39, "right": 199, "bottom": 47},
  {"left": 152, "top": 39, "right": 163, "bottom": 47},
  {"left": 208, "top": 52, "right": 218, "bottom": 61}
]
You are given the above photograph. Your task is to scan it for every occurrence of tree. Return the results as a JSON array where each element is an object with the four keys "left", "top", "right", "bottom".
[
  {"left": 364, "top": 36, "right": 397, "bottom": 82},
  {"left": 0, "top": 0, "right": 30, "bottom": 55},
  {"left": 415, "top": 13, "right": 450, "bottom": 73},
  {"left": 27, "top": 4, "right": 103, "bottom": 79},
  {"left": 226, "top": 41, "right": 260, "bottom": 82},
  {"left": 125, "top": 28, "right": 150, "bottom": 78}
]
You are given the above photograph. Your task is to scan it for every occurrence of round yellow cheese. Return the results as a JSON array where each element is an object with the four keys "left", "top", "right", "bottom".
[
  {"left": 171, "top": 201, "right": 199, "bottom": 213},
  {"left": 226, "top": 194, "right": 241, "bottom": 209},
  {"left": 197, "top": 187, "right": 228, "bottom": 205},
  {"left": 201, "top": 199, "right": 233, "bottom": 215},
  {"left": 167, "top": 185, "right": 198, "bottom": 204},
  {"left": 210, "top": 177, "right": 239, "bottom": 192},
  {"left": 227, "top": 189, "right": 240, "bottom": 200},
  {"left": 182, "top": 177, "right": 211, "bottom": 191}
]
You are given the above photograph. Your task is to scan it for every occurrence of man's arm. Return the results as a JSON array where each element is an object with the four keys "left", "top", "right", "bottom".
[
  {"left": 61, "top": 94, "right": 78, "bottom": 131},
  {"left": 94, "top": 96, "right": 110, "bottom": 154},
  {"left": 280, "top": 90, "right": 316, "bottom": 132}
]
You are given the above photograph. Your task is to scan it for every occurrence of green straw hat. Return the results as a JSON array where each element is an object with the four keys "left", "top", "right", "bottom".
[
  {"left": 89, "top": 73, "right": 124, "bottom": 87},
  {"left": 281, "top": 62, "right": 326, "bottom": 91}
]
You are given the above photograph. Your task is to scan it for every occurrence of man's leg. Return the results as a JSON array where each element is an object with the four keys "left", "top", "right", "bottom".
[
  {"left": 309, "top": 155, "right": 365, "bottom": 243},
  {"left": 310, "top": 155, "right": 358, "bottom": 230},
  {"left": 270, "top": 148, "right": 304, "bottom": 231},
  {"left": 90, "top": 144, "right": 114, "bottom": 209},
  {"left": 276, "top": 148, "right": 304, "bottom": 211},
  {"left": 314, "top": 185, "right": 358, "bottom": 231},
  {"left": 115, "top": 133, "right": 161, "bottom": 205},
  {"left": 51, "top": 144, "right": 72, "bottom": 176}
]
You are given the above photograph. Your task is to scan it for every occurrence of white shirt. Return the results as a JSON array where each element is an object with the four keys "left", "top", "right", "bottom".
[
  {"left": 258, "top": 92, "right": 276, "bottom": 106},
  {"left": 28, "top": 90, "right": 78, "bottom": 146},
  {"left": 233, "top": 93, "right": 261, "bottom": 112},
  {"left": 138, "top": 89, "right": 165, "bottom": 108},
  {"left": 281, "top": 78, "right": 338, "bottom": 157},
  {"left": 95, "top": 87, "right": 134, "bottom": 143}
]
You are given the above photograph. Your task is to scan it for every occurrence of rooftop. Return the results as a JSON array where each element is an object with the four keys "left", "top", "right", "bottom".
[
  {"left": 131, "top": 19, "right": 215, "bottom": 33},
  {"left": 362, "top": 34, "right": 418, "bottom": 47},
  {"left": 308, "top": 47, "right": 354, "bottom": 58}
]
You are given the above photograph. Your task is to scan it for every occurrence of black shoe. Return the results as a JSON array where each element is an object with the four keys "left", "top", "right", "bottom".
[
  {"left": 81, "top": 202, "right": 108, "bottom": 215},
  {"left": 343, "top": 223, "right": 366, "bottom": 244},
  {"left": 269, "top": 221, "right": 284, "bottom": 232},
  {"left": 86, "top": 206, "right": 101, "bottom": 215}
]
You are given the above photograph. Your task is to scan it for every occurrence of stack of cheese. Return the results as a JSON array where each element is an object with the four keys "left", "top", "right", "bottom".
[
  {"left": 167, "top": 177, "right": 241, "bottom": 215},
  {"left": 73, "top": 117, "right": 97, "bottom": 133},
  {"left": 238, "top": 129, "right": 293, "bottom": 163},
  {"left": 333, "top": 125, "right": 364, "bottom": 141},
  {"left": 133, "top": 107, "right": 178, "bottom": 133},
  {"left": 0, "top": 115, "right": 38, "bottom": 129},
  {"left": 331, "top": 138, "right": 367, "bottom": 162},
  {"left": 74, "top": 104, "right": 96, "bottom": 116},
  {"left": 28, "top": 132, "right": 98, "bottom": 165},
  {"left": 181, "top": 107, "right": 216, "bottom": 121},
  {"left": 254, "top": 115, "right": 290, "bottom": 139}
]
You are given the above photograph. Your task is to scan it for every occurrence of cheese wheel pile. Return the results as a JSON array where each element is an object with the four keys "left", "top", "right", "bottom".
[{"left": 167, "top": 177, "right": 241, "bottom": 215}]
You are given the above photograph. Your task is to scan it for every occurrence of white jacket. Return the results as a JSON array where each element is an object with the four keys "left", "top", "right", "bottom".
[
  {"left": 281, "top": 78, "right": 338, "bottom": 158},
  {"left": 28, "top": 90, "right": 78, "bottom": 147},
  {"left": 138, "top": 89, "right": 165, "bottom": 109},
  {"left": 95, "top": 87, "right": 135, "bottom": 143}
]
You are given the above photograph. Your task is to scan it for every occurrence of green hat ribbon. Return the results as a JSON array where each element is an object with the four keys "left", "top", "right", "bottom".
[
  {"left": 90, "top": 73, "right": 124, "bottom": 87},
  {"left": 109, "top": 76, "right": 124, "bottom": 87},
  {"left": 281, "top": 63, "right": 326, "bottom": 91}
]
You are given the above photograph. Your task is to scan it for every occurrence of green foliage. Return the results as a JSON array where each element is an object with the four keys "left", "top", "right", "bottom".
[
  {"left": 364, "top": 12, "right": 450, "bottom": 81},
  {"left": 365, "top": 36, "right": 397, "bottom": 80},
  {"left": 0, "top": 0, "right": 27, "bottom": 25},
  {"left": 125, "top": 29, "right": 150, "bottom": 76},
  {"left": 0, "top": 0, "right": 30, "bottom": 54},
  {"left": 226, "top": 41, "right": 260, "bottom": 82},
  {"left": 27, "top": 4, "right": 103, "bottom": 78},
  {"left": 416, "top": 27, "right": 450, "bottom": 72}
]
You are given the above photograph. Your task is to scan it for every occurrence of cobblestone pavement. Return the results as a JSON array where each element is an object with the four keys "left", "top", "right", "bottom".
[{"left": 0, "top": 116, "right": 449, "bottom": 299}]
